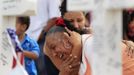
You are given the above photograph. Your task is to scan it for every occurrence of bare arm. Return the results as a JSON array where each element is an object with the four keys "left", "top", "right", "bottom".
[{"left": 23, "top": 50, "right": 38, "bottom": 60}]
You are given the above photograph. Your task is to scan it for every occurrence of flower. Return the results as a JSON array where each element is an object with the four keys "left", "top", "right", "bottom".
[{"left": 56, "top": 18, "right": 66, "bottom": 27}]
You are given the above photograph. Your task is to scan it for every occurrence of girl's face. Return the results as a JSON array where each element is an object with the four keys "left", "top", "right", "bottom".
[
  {"left": 128, "top": 19, "right": 134, "bottom": 36},
  {"left": 63, "top": 11, "right": 86, "bottom": 30},
  {"left": 46, "top": 32, "right": 73, "bottom": 60},
  {"left": 15, "top": 21, "right": 26, "bottom": 35},
  {"left": 129, "top": 20, "right": 134, "bottom": 32}
]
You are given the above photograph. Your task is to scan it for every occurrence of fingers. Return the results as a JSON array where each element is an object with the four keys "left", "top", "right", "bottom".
[
  {"left": 63, "top": 56, "right": 72, "bottom": 65},
  {"left": 65, "top": 27, "right": 73, "bottom": 35},
  {"left": 63, "top": 54, "right": 78, "bottom": 66},
  {"left": 59, "top": 55, "right": 80, "bottom": 74},
  {"left": 70, "top": 62, "right": 80, "bottom": 68},
  {"left": 67, "top": 62, "right": 80, "bottom": 73},
  {"left": 66, "top": 56, "right": 75, "bottom": 65},
  {"left": 63, "top": 32, "right": 70, "bottom": 39}
]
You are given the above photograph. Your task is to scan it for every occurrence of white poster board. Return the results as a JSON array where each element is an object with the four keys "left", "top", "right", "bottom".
[
  {"left": 104, "top": 0, "right": 134, "bottom": 9},
  {"left": 0, "top": 30, "right": 13, "bottom": 75},
  {"left": 68, "top": 0, "right": 134, "bottom": 11},
  {"left": 0, "top": 30, "right": 28, "bottom": 75},
  {"left": 1, "top": 0, "right": 37, "bottom": 16},
  {"left": 67, "top": 0, "right": 95, "bottom": 11}
]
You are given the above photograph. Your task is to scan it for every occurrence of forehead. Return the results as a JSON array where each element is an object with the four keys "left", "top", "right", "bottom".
[
  {"left": 46, "top": 32, "right": 64, "bottom": 43},
  {"left": 64, "top": 11, "right": 85, "bottom": 19},
  {"left": 46, "top": 32, "right": 67, "bottom": 49}
]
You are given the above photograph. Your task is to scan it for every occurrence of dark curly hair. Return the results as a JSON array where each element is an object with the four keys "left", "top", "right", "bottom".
[
  {"left": 60, "top": 0, "right": 67, "bottom": 17},
  {"left": 47, "top": 18, "right": 85, "bottom": 36}
]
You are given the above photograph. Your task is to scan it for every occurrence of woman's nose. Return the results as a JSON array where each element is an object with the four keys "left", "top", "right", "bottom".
[
  {"left": 73, "top": 21, "right": 79, "bottom": 29},
  {"left": 55, "top": 47, "right": 62, "bottom": 52}
]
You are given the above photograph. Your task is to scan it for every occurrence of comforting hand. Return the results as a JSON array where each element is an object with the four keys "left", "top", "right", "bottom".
[
  {"left": 65, "top": 27, "right": 81, "bottom": 47},
  {"left": 59, "top": 55, "right": 80, "bottom": 75},
  {"left": 64, "top": 27, "right": 82, "bottom": 61}
]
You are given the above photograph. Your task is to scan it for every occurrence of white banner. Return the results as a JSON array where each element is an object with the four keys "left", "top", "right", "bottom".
[
  {"left": 1, "top": 0, "right": 37, "bottom": 16},
  {"left": 67, "top": 0, "right": 95, "bottom": 11},
  {"left": 67, "top": 0, "right": 134, "bottom": 11},
  {"left": 0, "top": 29, "right": 28, "bottom": 75}
]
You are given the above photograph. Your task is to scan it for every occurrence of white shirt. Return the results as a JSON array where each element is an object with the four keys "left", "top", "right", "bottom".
[
  {"left": 27, "top": 0, "right": 61, "bottom": 41},
  {"left": 79, "top": 34, "right": 93, "bottom": 75}
]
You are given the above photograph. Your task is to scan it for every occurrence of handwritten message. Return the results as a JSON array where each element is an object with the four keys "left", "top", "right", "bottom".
[
  {"left": 2, "top": 0, "right": 20, "bottom": 11},
  {"left": 0, "top": 31, "right": 14, "bottom": 75}
]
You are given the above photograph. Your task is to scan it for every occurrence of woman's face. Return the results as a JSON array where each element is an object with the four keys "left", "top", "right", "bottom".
[
  {"left": 128, "top": 19, "right": 134, "bottom": 33},
  {"left": 46, "top": 32, "right": 73, "bottom": 60},
  {"left": 128, "top": 19, "right": 134, "bottom": 36},
  {"left": 63, "top": 11, "right": 86, "bottom": 30}
]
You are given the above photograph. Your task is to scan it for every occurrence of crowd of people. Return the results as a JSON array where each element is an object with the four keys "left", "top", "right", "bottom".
[{"left": 11, "top": 0, "right": 134, "bottom": 75}]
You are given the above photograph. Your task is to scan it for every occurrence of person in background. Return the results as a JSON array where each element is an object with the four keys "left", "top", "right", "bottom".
[
  {"left": 15, "top": 16, "right": 40, "bottom": 75},
  {"left": 123, "top": 10, "right": 134, "bottom": 42},
  {"left": 127, "top": 12, "right": 134, "bottom": 42},
  {"left": 122, "top": 9, "right": 134, "bottom": 75}
]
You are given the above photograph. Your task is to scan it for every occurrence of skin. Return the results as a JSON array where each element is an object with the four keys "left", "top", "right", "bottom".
[
  {"left": 16, "top": 19, "right": 38, "bottom": 60},
  {"left": 42, "top": 11, "right": 89, "bottom": 33},
  {"left": 43, "top": 11, "right": 89, "bottom": 75},
  {"left": 63, "top": 11, "right": 86, "bottom": 30},
  {"left": 44, "top": 28, "right": 82, "bottom": 75},
  {"left": 45, "top": 27, "right": 134, "bottom": 75},
  {"left": 45, "top": 32, "right": 73, "bottom": 60},
  {"left": 128, "top": 19, "right": 134, "bottom": 37},
  {"left": 43, "top": 11, "right": 134, "bottom": 75}
]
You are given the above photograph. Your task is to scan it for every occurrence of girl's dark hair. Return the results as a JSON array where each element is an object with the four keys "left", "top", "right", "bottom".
[
  {"left": 47, "top": 19, "right": 84, "bottom": 36},
  {"left": 17, "top": 16, "right": 30, "bottom": 31},
  {"left": 60, "top": 0, "right": 67, "bottom": 17}
]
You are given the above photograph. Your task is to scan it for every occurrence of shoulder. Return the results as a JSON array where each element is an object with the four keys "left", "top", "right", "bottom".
[
  {"left": 25, "top": 34, "right": 38, "bottom": 45},
  {"left": 82, "top": 34, "right": 92, "bottom": 44}
]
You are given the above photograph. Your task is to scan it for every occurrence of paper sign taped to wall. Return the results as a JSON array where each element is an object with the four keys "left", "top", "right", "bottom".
[
  {"left": 67, "top": 0, "right": 95, "bottom": 11},
  {"left": 1, "top": 0, "right": 37, "bottom": 16},
  {"left": 0, "top": 29, "right": 27, "bottom": 75}
]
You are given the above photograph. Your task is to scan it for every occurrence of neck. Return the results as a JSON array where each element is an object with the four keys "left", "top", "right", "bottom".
[{"left": 18, "top": 33, "right": 25, "bottom": 42}]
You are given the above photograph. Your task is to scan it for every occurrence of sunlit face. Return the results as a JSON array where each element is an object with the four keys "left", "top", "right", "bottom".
[
  {"left": 15, "top": 20, "right": 26, "bottom": 35},
  {"left": 63, "top": 11, "right": 86, "bottom": 30},
  {"left": 46, "top": 32, "right": 73, "bottom": 60}
]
